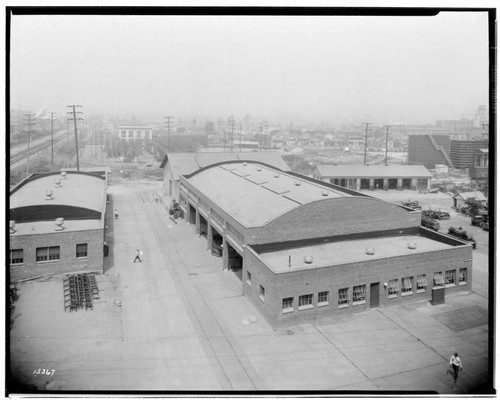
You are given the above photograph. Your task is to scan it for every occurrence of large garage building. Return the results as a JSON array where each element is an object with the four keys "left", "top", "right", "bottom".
[
  {"left": 9, "top": 171, "right": 108, "bottom": 281},
  {"left": 312, "top": 164, "right": 432, "bottom": 191},
  {"left": 179, "top": 160, "right": 473, "bottom": 326}
]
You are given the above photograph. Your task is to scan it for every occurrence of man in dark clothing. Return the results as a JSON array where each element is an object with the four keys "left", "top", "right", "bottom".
[
  {"left": 450, "top": 352, "right": 463, "bottom": 383},
  {"left": 133, "top": 249, "right": 142, "bottom": 263}
]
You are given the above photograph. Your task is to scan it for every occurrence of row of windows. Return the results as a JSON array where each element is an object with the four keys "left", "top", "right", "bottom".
[
  {"left": 120, "top": 130, "right": 151, "bottom": 138},
  {"left": 10, "top": 244, "right": 88, "bottom": 265}
]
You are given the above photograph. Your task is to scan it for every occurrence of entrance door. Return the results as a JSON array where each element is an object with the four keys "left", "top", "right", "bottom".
[{"left": 370, "top": 283, "right": 380, "bottom": 308}]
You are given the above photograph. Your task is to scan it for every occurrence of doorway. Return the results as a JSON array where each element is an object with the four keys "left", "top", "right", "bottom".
[
  {"left": 228, "top": 244, "right": 243, "bottom": 280},
  {"left": 370, "top": 282, "right": 380, "bottom": 308}
]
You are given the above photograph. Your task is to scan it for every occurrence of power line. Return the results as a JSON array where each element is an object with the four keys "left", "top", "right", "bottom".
[
  {"left": 362, "top": 122, "right": 372, "bottom": 165},
  {"left": 67, "top": 105, "right": 83, "bottom": 171},
  {"left": 23, "top": 113, "right": 35, "bottom": 179}
]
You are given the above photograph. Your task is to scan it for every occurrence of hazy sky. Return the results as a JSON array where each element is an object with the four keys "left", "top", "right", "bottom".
[{"left": 10, "top": 11, "right": 490, "bottom": 124}]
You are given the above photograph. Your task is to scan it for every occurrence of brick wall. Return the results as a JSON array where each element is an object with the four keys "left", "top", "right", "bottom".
[
  {"left": 9, "top": 228, "right": 104, "bottom": 281},
  {"left": 244, "top": 244, "right": 472, "bottom": 327},
  {"left": 246, "top": 197, "right": 421, "bottom": 245}
]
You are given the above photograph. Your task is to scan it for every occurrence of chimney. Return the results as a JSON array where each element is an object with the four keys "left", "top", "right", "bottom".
[
  {"left": 294, "top": 180, "right": 301, "bottom": 186},
  {"left": 321, "top": 190, "right": 329, "bottom": 196},
  {"left": 55, "top": 218, "right": 65, "bottom": 231},
  {"left": 9, "top": 220, "right": 16, "bottom": 234},
  {"left": 45, "top": 189, "right": 54, "bottom": 200}
]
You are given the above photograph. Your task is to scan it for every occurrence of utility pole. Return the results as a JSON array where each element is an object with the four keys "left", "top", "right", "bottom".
[
  {"left": 67, "top": 105, "right": 83, "bottom": 171},
  {"left": 239, "top": 122, "right": 242, "bottom": 152},
  {"left": 164, "top": 116, "right": 174, "bottom": 151},
  {"left": 49, "top": 112, "right": 57, "bottom": 164},
  {"left": 384, "top": 125, "right": 391, "bottom": 166},
  {"left": 23, "top": 113, "right": 35, "bottom": 179},
  {"left": 362, "top": 122, "right": 372, "bottom": 165},
  {"left": 263, "top": 121, "right": 268, "bottom": 150},
  {"left": 258, "top": 122, "right": 263, "bottom": 151},
  {"left": 228, "top": 117, "right": 235, "bottom": 152}
]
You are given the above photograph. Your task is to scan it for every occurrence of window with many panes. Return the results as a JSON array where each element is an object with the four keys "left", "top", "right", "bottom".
[
  {"left": 318, "top": 291, "right": 329, "bottom": 305},
  {"left": 282, "top": 297, "right": 294, "bottom": 313},
  {"left": 121, "top": 131, "right": 126, "bottom": 138},
  {"left": 459, "top": 268, "right": 467, "bottom": 284},
  {"left": 246, "top": 271, "right": 252, "bottom": 286},
  {"left": 36, "top": 246, "right": 60, "bottom": 262},
  {"left": 417, "top": 178, "right": 428, "bottom": 186},
  {"left": 10, "top": 249, "right": 23, "bottom": 264},
  {"left": 298, "top": 294, "right": 313, "bottom": 309},
  {"left": 259, "top": 285, "right": 265, "bottom": 302},
  {"left": 353, "top": 285, "right": 366, "bottom": 303},
  {"left": 416, "top": 275, "right": 427, "bottom": 292},
  {"left": 445, "top": 270, "right": 456, "bottom": 286},
  {"left": 388, "top": 279, "right": 399, "bottom": 297},
  {"left": 402, "top": 277, "right": 413, "bottom": 294},
  {"left": 76, "top": 243, "right": 88, "bottom": 258},
  {"left": 433, "top": 272, "right": 445, "bottom": 287},
  {"left": 338, "top": 288, "right": 349, "bottom": 306}
]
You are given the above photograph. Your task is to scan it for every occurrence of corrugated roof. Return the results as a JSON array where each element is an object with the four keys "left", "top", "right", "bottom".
[
  {"left": 160, "top": 152, "right": 290, "bottom": 179},
  {"left": 10, "top": 172, "right": 106, "bottom": 213},
  {"left": 315, "top": 164, "right": 432, "bottom": 178},
  {"left": 186, "top": 162, "right": 351, "bottom": 227}
]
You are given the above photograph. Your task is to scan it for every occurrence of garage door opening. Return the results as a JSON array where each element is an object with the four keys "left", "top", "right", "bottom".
[
  {"left": 211, "top": 228, "right": 223, "bottom": 257},
  {"left": 228, "top": 244, "right": 243, "bottom": 280},
  {"left": 374, "top": 178, "right": 384, "bottom": 190},
  {"left": 339, "top": 178, "right": 347, "bottom": 187},
  {"left": 402, "top": 178, "right": 411, "bottom": 190},
  {"left": 360, "top": 178, "right": 370, "bottom": 190},
  {"left": 388, "top": 178, "right": 398, "bottom": 189},
  {"left": 199, "top": 215, "right": 208, "bottom": 237}
]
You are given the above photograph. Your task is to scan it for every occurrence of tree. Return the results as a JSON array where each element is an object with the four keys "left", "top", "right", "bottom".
[{"left": 465, "top": 198, "right": 483, "bottom": 216}]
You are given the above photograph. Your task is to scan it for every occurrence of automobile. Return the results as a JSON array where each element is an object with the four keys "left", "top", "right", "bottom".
[{"left": 471, "top": 215, "right": 486, "bottom": 227}]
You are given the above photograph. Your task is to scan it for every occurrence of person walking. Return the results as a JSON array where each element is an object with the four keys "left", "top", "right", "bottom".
[
  {"left": 133, "top": 249, "right": 142, "bottom": 263},
  {"left": 449, "top": 352, "right": 463, "bottom": 383}
]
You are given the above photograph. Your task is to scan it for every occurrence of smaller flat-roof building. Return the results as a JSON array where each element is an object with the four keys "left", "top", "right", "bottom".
[
  {"left": 312, "top": 164, "right": 432, "bottom": 191},
  {"left": 9, "top": 171, "right": 108, "bottom": 281},
  {"left": 117, "top": 125, "right": 154, "bottom": 142}
]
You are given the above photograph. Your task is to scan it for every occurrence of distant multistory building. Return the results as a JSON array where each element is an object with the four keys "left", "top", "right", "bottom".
[
  {"left": 469, "top": 148, "right": 489, "bottom": 182},
  {"left": 474, "top": 105, "right": 488, "bottom": 128},
  {"left": 450, "top": 139, "right": 489, "bottom": 170},
  {"left": 117, "top": 125, "right": 153, "bottom": 141},
  {"left": 407, "top": 135, "right": 453, "bottom": 169}
]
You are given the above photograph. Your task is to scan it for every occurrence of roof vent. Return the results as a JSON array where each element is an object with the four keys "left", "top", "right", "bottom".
[
  {"left": 256, "top": 167, "right": 262, "bottom": 172},
  {"left": 243, "top": 162, "right": 247, "bottom": 167},
  {"left": 9, "top": 220, "right": 16, "bottom": 234},
  {"left": 61, "top": 171, "right": 67, "bottom": 179},
  {"left": 407, "top": 242, "right": 417, "bottom": 250},
  {"left": 55, "top": 218, "right": 65, "bottom": 231},
  {"left": 45, "top": 189, "right": 54, "bottom": 200},
  {"left": 55, "top": 177, "right": 62, "bottom": 187},
  {"left": 294, "top": 180, "right": 301, "bottom": 186},
  {"left": 274, "top": 173, "right": 279, "bottom": 178},
  {"left": 321, "top": 190, "right": 329, "bottom": 196},
  {"left": 365, "top": 248, "right": 375, "bottom": 255},
  {"left": 304, "top": 256, "right": 313, "bottom": 264}
]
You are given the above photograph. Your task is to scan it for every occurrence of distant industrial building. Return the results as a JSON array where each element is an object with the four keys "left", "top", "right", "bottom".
[
  {"left": 9, "top": 171, "right": 108, "bottom": 281},
  {"left": 117, "top": 125, "right": 154, "bottom": 141},
  {"left": 449, "top": 140, "right": 489, "bottom": 170},
  {"left": 177, "top": 160, "right": 472, "bottom": 326},
  {"left": 160, "top": 152, "right": 290, "bottom": 200},
  {"left": 407, "top": 134, "right": 453, "bottom": 169},
  {"left": 312, "top": 164, "right": 432, "bottom": 191}
]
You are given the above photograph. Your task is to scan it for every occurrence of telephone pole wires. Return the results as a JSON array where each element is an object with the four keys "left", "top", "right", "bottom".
[
  {"left": 24, "top": 113, "right": 35, "bottom": 178},
  {"left": 67, "top": 105, "right": 83, "bottom": 171},
  {"left": 164, "top": 116, "right": 174, "bottom": 151},
  {"left": 49, "top": 112, "right": 57, "bottom": 164},
  {"left": 362, "top": 122, "right": 372, "bottom": 165}
]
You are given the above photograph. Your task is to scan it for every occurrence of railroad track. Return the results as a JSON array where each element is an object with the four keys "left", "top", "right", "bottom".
[{"left": 10, "top": 141, "right": 51, "bottom": 165}]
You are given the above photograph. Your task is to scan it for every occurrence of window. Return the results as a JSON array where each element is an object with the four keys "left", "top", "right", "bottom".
[
  {"left": 433, "top": 272, "right": 445, "bottom": 287},
  {"left": 417, "top": 179, "right": 428, "bottom": 186},
  {"left": 459, "top": 268, "right": 467, "bottom": 284},
  {"left": 445, "top": 270, "right": 456, "bottom": 286},
  {"left": 137, "top": 131, "right": 142, "bottom": 138},
  {"left": 282, "top": 297, "right": 294, "bottom": 313},
  {"left": 353, "top": 285, "right": 366, "bottom": 303},
  {"left": 76, "top": 243, "right": 88, "bottom": 258},
  {"left": 298, "top": 294, "right": 313, "bottom": 309},
  {"left": 388, "top": 279, "right": 399, "bottom": 297},
  {"left": 10, "top": 249, "right": 23, "bottom": 264},
  {"left": 128, "top": 131, "right": 133, "bottom": 137},
  {"left": 338, "top": 288, "right": 349, "bottom": 306},
  {"left": 121, "top": 131, "right": 126, "bottom": 138},
  {"left": 318, "top": 291, "right": 329, "bottom": 306},
  {"left": 402, "top": 277, "right": 413, "bottom": 294},
  {"left": 416, "top": 275, "right": 427, "bottom": 292},
  {"left": 36, "top": 246, "right": 60, "bottom": 262},
  {"left": 246, "top": 271, "right": 251, "bottom": 286},
  {"left": 259, "top": 285, "right": 265, "bottom": 302}
]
